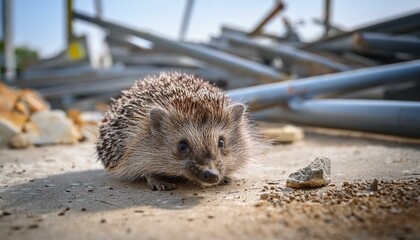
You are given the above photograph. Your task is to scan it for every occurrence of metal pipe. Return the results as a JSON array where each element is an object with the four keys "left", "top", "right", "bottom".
[
  {"left": 249, "top": 1, "right": 284, "bottom": 36},
  {"left": 66, "top": 0, "right": 74, "bottom": 46},
  {"left": 94, "top": 0, "right": 103, "bottom": 19},
  {"left": 253, "top": 99, "right": 420, "bottom": 138},
  {"left": 353, "top": 32, "right": 420, "bottom": 55},
  {"left": 323, "top": 0, "right": 331, "bottom": 37},
  {"left": 224, "top": 33, "right": 352, "bottom": 72},
  {"left": 179, "top": 0, "right": 195, "bottom": 41},
  {"left": 227, "top": 60, "right": 420, "bottom": 109},
  {"left": 74, "top": 12, "right": 285, "bottom": 83},
  {"left": 2, "top": 0, "right": 15, "bottom": 82},
  {"left": 304, "top": 11, "right": 420, "bottom": 51}
]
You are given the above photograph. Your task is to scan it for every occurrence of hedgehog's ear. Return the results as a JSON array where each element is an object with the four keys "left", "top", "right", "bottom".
[
  {"left": 229, "top": 103, "right": 245, "bottom": 123},
  {"left": 149, "top": 107, "right": 167, "bottom": 135}
]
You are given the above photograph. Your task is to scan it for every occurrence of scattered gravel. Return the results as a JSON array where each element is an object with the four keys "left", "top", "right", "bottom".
[{"left": 258, "top": 178, "right": 420, "bottom": 238}]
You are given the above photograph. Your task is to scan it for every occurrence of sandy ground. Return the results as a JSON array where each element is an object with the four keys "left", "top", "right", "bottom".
[{"left": 0, "top": 128, "right": 419, "bottom": 240}]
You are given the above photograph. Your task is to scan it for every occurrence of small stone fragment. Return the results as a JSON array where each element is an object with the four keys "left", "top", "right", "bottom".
[
  {"left": 9, "top": 133, "right": 32, "bottom": 149},
  {"left": 28, "top": 223, "right": 39, "bottom": 229},
  {"left": 286, "top": 157, "right": 331, "bottom": 189},
  {"left": 11, "top": 225, "right": 22, "bottom": 231},
  {"left": 260, "top": 193, "right": 270, "bottom": 200},
  {"left": 370, "top": 178, "right": 379, "bottom": 191},
  {"left": 2, "top": 211, "right": 12, "bottom": 216}
]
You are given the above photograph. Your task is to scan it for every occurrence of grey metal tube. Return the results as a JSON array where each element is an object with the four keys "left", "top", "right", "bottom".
[
  {"left": 323, "top": 0, "right": 331, "bottom": 37},
  {"left": 2, "top": 0, "right": 15, "bottom": 82},
  {"left": 303, "top": 11, "right": 420, "bottom": 51},
  {"left": 178, "top": 0, "right": 195, "bottom": 41},
  {"left": 353, "top": 32, "right": 420, "bottom": 55},
  {"left": 227, "top": 60, "right": 420, "bottom": 109},
  {"left": 73, "top": 12, "right": 285, "bottom": 83},
  {"left": 224, "top": 33, "right": 352, "bottom": 72},
  {"left": 253, "top": 99, "right": 420, "bottom": 138}
]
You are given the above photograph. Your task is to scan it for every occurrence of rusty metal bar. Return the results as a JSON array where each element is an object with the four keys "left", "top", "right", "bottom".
[{"left": 249, "top": 2, "right": 284, "bottom": 36}]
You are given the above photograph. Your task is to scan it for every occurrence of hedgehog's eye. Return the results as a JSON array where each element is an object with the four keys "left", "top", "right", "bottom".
[
  {"left": 218, "top": 137, "right": 225, "bottom": 148},
  {"left": 178, "top": 141, "right": 189, "bottom": 152}
]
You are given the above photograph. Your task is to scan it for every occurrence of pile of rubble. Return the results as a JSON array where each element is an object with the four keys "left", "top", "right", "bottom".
[{"left": 0, "top": 83, "right": 99, "bottom": 148}]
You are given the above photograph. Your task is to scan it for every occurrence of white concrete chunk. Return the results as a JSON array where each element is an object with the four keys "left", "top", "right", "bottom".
[{"left": 286, "top": 157, "right": 331, "bottom": 188}]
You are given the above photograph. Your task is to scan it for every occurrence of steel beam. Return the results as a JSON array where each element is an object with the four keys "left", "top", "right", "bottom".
[
  {"left": 227, "top": 60, "right": 420, "bottom": 109},
  {"left": 224, "top": 33, "right": 352, "bottom": 72},
  {"left": 73, "top": 12, "right": 285, "bottom": 83},
  {"left": 353, "top": 32, "right": 420, "bottom": 55},
  {"left": 253, "top": 99, "right": 420, "bottom": 138}
]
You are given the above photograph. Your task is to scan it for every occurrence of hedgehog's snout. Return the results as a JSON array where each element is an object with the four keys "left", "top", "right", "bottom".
[
  {"left": 198, "top": 168, "right": 219, "bottom": 184},
  {"left": 187, "top": 160, "right": 221, "bottom": 184}
]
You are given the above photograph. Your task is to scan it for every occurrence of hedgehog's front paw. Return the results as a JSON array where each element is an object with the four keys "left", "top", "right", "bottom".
[{"left": 146, "top": 176, "right": 177, "bottom": 191}]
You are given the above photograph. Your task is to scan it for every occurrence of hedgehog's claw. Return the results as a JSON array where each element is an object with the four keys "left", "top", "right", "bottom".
[{"left": 146, "top": 176, "right": 177, "bottom": 191}]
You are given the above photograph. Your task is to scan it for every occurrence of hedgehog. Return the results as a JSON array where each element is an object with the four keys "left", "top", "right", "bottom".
[{"left": 96, "top": 72, "right": 261, "bottom": 191}]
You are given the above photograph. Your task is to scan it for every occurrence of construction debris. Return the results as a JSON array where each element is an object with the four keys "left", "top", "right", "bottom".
[
  {"left": 0, "top": 82, "right": 19, "bottom": 111},
  {"left": 0, "top": 83, "right": 98, "bottom": 148},
  {"left": 0, "top": 115, "right": 22, "bottom": 146},
  {"left": 286, "top": 157, "right": 331, "bottom": 188},
  {"left": 259, "top": 124, "right": 304, "bottom": 143},
  {"left": 25, "top": 110, "right": 83, "bottom": 145}
]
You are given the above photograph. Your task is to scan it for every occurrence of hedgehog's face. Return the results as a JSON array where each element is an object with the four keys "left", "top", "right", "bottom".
[{"left": 148, "top": 103, "right": 247, "bottom": 185}]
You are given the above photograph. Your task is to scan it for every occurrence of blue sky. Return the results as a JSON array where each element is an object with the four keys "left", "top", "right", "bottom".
[{"left": 10, "top": 0, "right": 420, "bottom": 62}]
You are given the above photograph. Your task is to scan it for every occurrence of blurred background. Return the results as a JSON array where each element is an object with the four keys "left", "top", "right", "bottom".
[{"left": 1, "top": 0, "right": 420, "bottom": 148}]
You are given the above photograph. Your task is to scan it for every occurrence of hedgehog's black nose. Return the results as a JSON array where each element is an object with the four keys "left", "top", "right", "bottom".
[{"left": 201, "top": 169, "right": 219, "bottom": 184}]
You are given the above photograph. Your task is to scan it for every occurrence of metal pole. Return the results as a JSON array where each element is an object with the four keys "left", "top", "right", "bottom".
[
  {"left": 249, "top": 1, "right": 284, "bottom": 36},
  {"left": 94, "top": 0, "right": 103, "bottom": 19},
  {"left": 323, "top": 0, "right": 331, "bottom": 37},
  {"left": 66, "top": 0, "right": 74, "bottom": 47},
  {"left": 224, "top": 33, "right": 351, "bottom": 72},
  {"left": 73, "top": 12, "right": 286, "bottom": 82},
  {"left": 2, "top": 0, "right": 15, "bottom": 82},
  {"left": 179, "top": 0, "right": 195, "bottom": 41},
  {"left": 353, "top": 32, "right": 420, "bottom": 55},
  {"left": 253, "top": 99, "right": 420, "bottom": 138},
  {"left": 304, "top": 11, "right": 420, "bottom": 51},
  {"left": 227, "top": 60, "right": 420, "bottom": 109}
]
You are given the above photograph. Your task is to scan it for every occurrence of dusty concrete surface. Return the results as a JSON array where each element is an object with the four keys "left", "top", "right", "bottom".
[{"left": 1, "top": 129, "right": 419, "bottom": 240}]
